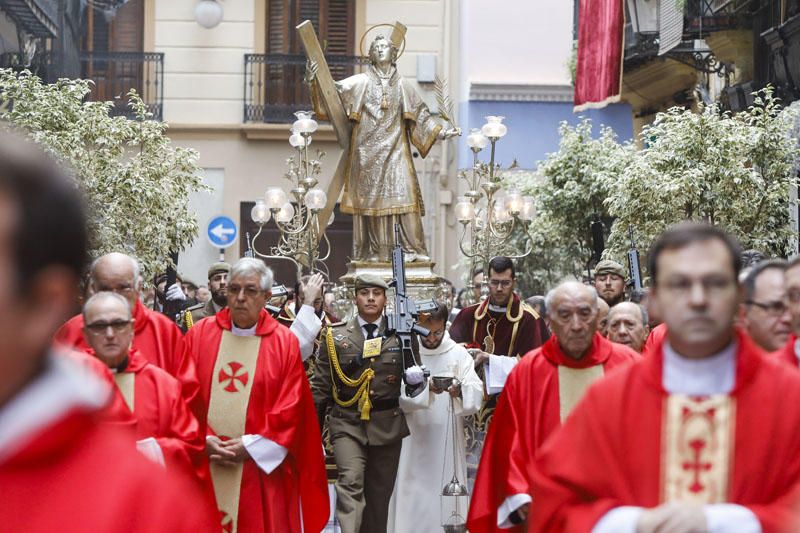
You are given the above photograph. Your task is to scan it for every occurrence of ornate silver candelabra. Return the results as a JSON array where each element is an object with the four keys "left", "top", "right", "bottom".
[
  {"left": 454, "top": 116, "right": 536, "bottom": 278},
  {"left": 249, "top": 111, "right": 332, "bottom": 279}
]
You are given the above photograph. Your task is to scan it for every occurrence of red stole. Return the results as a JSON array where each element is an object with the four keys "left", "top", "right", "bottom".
[
  {"left": 467, "top": 334, "right": 640, "bottom": 533},
  {"left": 530, "top": 329, "right": 800, "bottom": 533},
  {"left": 186, "top": 308, "right": 329, "bottom": 533}
]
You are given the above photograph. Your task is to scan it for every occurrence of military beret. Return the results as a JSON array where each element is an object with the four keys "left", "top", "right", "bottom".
[
  {"left": 594, "top": 259, "right": 626, "bottom": 279},
  {"left": 208, "top": 262, "right": 231, "bottom": 279},
  {"left": 354, "top": 273, "right": 389, "bottom": 291}
]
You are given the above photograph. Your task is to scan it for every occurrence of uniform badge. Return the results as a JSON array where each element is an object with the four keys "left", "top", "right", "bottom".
[{"left": 363, "top": 337, "right": 383, "bottom": 358}]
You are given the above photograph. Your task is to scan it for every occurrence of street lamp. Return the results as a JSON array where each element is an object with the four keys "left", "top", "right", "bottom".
[
  {"left": 194, "top": 0, "right": 223, "bottom": 29},
  {"left": 248, "top": 111, "right": 332, "bottom": 278}
]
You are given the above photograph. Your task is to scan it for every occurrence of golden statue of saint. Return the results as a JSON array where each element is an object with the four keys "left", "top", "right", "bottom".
[{"left": 306, "top": 34, "right": 459, "bottom": 263}]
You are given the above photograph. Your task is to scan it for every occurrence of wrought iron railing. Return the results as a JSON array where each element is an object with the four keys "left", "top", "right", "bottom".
[
  {"left": 244, "top": 53, "right": 366, "bottom": 123},
  {"left": 80, "top": 51, "right": 164, "bottom": 120}
]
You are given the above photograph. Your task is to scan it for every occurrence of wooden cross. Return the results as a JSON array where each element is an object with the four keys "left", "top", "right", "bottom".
[{"left": 296, "top": 20, "right": 407, "bottom": 237}]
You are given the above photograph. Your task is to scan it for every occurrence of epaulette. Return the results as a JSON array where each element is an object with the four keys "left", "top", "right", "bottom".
[
  {"left": 327, "top": 320, "right": 347, "bottom": 328},
  {"left": 520, "top": 302, "right": 540, "bottom": 320},
  {"left": 186, "top": 302, "right": 205, "bottom": 312}
]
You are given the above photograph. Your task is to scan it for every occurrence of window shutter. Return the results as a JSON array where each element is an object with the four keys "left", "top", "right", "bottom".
[{"left": 111, "top": 0, "right": 144, "bottom": 52}]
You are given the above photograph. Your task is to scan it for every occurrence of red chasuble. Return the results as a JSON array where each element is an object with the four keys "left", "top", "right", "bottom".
[
  {"left": 530, "top": 329, "right": 800, "bottom": 533},
  {"left": 0, "top": 364, "right": 216, "bottom": 532},
  {"left": 449, "top": 294, "right": 547, "bottom": 357},
  {"left": 186, "top": 308, "right": 329, "bottom": 533},
  {"left": 106, "top": 348, "right": 209, "bottom": 486},
  {"left": 774, "top": 334, "right": 799, "bottom": 368},
  {"left": 467, "top": 334, "right": 639, "bottom": 533},
  {"left": 55, "top": 299, "right": 201, "bottom": 419}
]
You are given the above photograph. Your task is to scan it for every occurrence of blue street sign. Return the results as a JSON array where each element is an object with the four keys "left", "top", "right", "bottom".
[{"left": 206, "top": 215, "right": 238, "bottom": 248}]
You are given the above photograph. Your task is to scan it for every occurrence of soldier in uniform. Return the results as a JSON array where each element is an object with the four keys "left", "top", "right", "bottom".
[
  {"left": 311, "top": 274, "right": 426, "bottom": 533},
  {"left": 178, "top": 262, "right": 229, "bottom": 331}
]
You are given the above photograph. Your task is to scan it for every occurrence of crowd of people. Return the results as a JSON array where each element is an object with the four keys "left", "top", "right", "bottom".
[{"left": 4, "top": 132, "right": 800, "bottom": 533}]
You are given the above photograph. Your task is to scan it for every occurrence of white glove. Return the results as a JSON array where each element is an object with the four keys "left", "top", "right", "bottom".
[
  {"left": 165, "top": 282, "right": 186, "bottom": 302},
  {"left": 404, "top": 365, "right": 425, "bottom": 385}
]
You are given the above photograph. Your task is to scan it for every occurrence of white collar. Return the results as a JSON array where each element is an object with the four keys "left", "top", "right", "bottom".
[
  {"left": 662, "top": 340, "right": 737, "bottom": 395},
  {"left": 0, "top": 352, "right": 110, "bottom": 463},
  {"left": 357, "top": 315, "right": 382, "bottom": 328},
  {"left": 794, "top": 338, "right": 800, "bottom": 364},
  {"left": 488, "top": 303, "right": 508, "bottom": 314},
  {"left": 232, "top": 323, "right": 257, "bottom": 337}
]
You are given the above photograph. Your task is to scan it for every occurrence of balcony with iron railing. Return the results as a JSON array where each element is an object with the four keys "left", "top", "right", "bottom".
[
  {"left": 244, "top": 53, "right": 366, "bottom": 123},
  {"left": 624, "top": 0, "right": 754, "bottom": 67},
  {"left": 0, "top": 50, "right": 164, "bottom": 120},
  {"left": 80, "top": 51, "right": 164, "bottom": 121},
  {"left": 0, "top": 0, "right": 59, "bottom": 37}
]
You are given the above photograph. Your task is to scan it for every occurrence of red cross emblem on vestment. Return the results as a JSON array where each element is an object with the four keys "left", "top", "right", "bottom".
[
  {"left": 682, "top": 438, "right": 712, "bottom": 493},
  {"left": 219, "top": 511, "right": 233, "bottom": 533},
  {"left": 219, "top": 361, "right": 249, "bottom": 393}
]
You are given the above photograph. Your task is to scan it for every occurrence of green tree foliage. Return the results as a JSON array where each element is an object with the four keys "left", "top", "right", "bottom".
[
  {"left": 605, "top": 88, "right": 799, "bottom": 260},
  {"left": 498, "top": 89, "right": 798, "bottom": 294},
  {"left": 506, "top": 119, "right": 634, "bottom": 295},
  {"left": 0, "top": 69, "right": 206, "bottom": 279}
]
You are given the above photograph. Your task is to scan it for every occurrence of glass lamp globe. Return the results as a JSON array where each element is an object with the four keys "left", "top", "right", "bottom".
[
  {"left": 292, "top": 111, "right": 318, "bottom": 135},
  {"left": 289, "top": 132, "right": 310, "bottom": 148},
  {"left": 194, "top": 0, "right": 223, "bottom": 29},
  {"left": 520, "top": 196, "right": 536, "bottom": 221},
  {"left": 264, "top": 187, "right": 288, "bottom": 210},
  {"left": 304, "top": 188, "right": 327, "bottom": 211},
  {"left": 466, "top": 128, "right": 489, "bottom": 151},
  {"left": 454, "top": 198, "right": 475, "bottom": 223},
  {"left": 504, "top": 189, "right": 523, "bottom": 215},
  {"left": 250, "top": 199, "right": 271, "bottom": 225},
  {"left": 493, "top": 202, "right": 511, "bottom": 224},
  {"left": 481, "top": 116, "right": 508, "bottom": 140},
  {"left": 275, "top": 202, "right": 295, "bottom": 223}
]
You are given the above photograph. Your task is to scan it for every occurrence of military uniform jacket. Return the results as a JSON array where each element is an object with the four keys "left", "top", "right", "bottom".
[
  {"left": 177, "top": 300, "right": 219, "bottom": 333},
  {"left": 311, "top": 316, "right": 410, "bottom": 446}
]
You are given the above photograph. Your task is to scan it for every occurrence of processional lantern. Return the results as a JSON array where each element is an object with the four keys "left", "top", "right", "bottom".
[{"left": 248, "top": 111, "right": 332, "bottom": 279}]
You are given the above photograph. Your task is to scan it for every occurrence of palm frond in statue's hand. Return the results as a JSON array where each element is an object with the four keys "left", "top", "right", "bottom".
[{"left": 434, "top": 76, "right": 457, "bottom": 130}]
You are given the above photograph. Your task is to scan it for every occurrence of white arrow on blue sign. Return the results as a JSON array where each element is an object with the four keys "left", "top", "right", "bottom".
[{"left": 206, "top": 215, "right": 238, "bottom": 249}]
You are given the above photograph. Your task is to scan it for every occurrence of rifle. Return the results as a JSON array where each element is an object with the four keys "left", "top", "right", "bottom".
[
  {"left": 386, "top": 224, "right": 430, "bottom": 398},
  {"left": 265, "top": 284, "right": 289, "bottom": 317},
  {"left": 163, "top": 250, "right": 182, "bottom": 323},
  {"left": 244, "top": 232, "right": 254, "bottom": 258},
  {"left": 627, "top": 225, "right": 644, "bottom": 302}
]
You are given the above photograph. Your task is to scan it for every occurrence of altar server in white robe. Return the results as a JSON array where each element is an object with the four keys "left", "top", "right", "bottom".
[{"left": 388, "top": 304, "right": 483, "bottom": 533}]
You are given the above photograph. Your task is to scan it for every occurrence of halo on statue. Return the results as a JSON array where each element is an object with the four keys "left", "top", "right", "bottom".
[{"left": 358, "top": 23, "right": 407, "bottom": 60}]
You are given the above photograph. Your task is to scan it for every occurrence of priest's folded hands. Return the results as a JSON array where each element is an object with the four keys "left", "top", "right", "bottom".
[{"left": 206, "top": 435, "right": 243, "bottom": 467}]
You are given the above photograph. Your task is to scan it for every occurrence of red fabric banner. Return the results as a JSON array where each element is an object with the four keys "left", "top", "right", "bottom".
[{"left": 574, "top": 0, "right": 625, "bottom": 111}]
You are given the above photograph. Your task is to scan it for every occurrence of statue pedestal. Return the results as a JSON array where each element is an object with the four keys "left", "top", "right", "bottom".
[{"left": 328, "top": 261, "right": 443, "bottom": 321}]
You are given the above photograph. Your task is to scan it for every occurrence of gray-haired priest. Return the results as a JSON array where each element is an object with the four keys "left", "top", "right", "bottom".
[{"left": 182, "top": 257, "right": 329, "bottom": 533}]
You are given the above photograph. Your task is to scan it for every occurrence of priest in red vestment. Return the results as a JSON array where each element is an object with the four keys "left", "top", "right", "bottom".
[
  {"left": 82, "top": 291, "right": 208, "bottom": 485},
  {"left": 774, "top": 256, "right": 800, "bottom": 367},
  {"left": 531, "top": 223, "right": 800, "bottom": 533},
  {"left": 0, "top": 132, "right": 216, "bottom": 532},
  {"left": 54, "top": 252, "right": 200, "bottom": 416},
  {"left": 467, "top": 281, "right": 639, "bottom": 533},
  {"left": 185, "top": 258, "right": 329, "bottom": 533}
]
